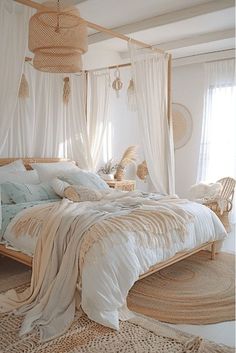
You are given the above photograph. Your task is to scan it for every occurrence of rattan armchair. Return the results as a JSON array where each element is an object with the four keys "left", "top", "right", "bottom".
[{"left": 203, "top": 177, "right": 235, "bottom": 232}]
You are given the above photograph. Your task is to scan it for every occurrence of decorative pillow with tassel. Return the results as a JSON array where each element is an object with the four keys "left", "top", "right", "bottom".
[{"left": 64, "top": 186, "right": 103, "bottom": 202}]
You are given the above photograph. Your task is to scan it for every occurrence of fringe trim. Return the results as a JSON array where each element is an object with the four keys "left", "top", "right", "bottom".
[
  {"left": 63, "top": 77, "right": 71, "bottom": 105},
  {"left": 129, "top": 314, "right": 234, "bottom": 353}
]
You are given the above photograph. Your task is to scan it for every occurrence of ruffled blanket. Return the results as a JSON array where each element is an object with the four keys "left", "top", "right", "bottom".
[{"left": 0, "top": 190, "right": 193, "bottom": 342}]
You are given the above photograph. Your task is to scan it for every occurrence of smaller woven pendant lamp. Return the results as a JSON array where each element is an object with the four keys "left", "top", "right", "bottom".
[{"left": 29, "top": 0, "right": 87, "bottom": 73}]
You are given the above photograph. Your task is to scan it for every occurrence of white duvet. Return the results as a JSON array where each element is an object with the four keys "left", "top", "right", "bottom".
[{"left": 2, "top": 192, "right": 227, "bottom": 337}]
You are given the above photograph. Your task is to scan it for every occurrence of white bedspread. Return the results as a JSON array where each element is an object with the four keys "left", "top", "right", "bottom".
[{"left": 2, "top": 192, "right": 227, "bottom": 339}]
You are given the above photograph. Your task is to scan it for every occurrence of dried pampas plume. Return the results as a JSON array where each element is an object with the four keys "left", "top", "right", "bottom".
[
  {"left": 63, "top": 77, "right": 71, "bottom": 105},
  {"left": 114, "top": 145, "right": 138, "bottom": 181},
  {"left": 18, "top": 73, "right": 29, "bottom": 99}
]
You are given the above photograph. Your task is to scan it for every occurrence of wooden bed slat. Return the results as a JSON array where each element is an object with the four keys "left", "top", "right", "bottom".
[
  {"left": 0, "top": 241, "right": 218, "bottom": 275},
  {"left": 0, "top": 244, "right": 32, "bottom": 267},
  {"left": 0, "top": 157, "right": 70, "bottom": 170}
]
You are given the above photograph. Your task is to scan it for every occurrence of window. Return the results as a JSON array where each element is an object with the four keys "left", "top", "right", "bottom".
[{"left": 202, "top": 85, "right": 236, "bottom": 181}]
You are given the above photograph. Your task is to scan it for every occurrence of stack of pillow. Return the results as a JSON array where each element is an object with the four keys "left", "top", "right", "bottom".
[{"left": 0, "top": 159, "right": 109, "bottom": 206}]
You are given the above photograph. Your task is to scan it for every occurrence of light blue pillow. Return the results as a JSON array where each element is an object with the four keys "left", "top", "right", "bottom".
[
  {"left": 59, "top": 170, "right": 109, "bottom": 190},
  {"left": 1, "top": 182, "right": 61, "bottom": 204}
]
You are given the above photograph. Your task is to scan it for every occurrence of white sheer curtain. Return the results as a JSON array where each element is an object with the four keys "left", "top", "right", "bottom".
[
  {"left": 0, "top": 1, "right": 32, "bottom": 154},
  {"left": 86, "top": 70, "right": 111, "bottom": 171},
  {"left": 197, "top": 59, "right": 236, "bottom": 182},
  {"left": 129, "top": 44, "right": 175, "bottom": 195},
  {"left": 197, "top": 59, "right": 236, "bottom": 223},
  {"left": 2, "top": 63, "right": 92, "bottom": 170}
]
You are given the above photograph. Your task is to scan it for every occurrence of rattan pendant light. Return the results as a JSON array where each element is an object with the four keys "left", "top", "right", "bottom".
[{"left": 29, "top": 0, "right": 88, "bottom": 73}]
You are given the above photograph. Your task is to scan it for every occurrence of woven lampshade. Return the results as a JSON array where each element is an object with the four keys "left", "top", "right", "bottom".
[
  {"left": 29, "top": 1, "right": 87, "bottom": 73},
  {"left": 33, "top": 51, "right": 82, "bottom": 73}
]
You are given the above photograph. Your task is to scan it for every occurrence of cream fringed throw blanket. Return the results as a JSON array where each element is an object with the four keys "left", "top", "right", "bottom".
[{"left": 0, "top": 191, "right": 193, "bottom": 342}]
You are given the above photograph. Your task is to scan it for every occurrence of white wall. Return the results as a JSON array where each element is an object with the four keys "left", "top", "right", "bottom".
[
  {"left": 99, "top": 66, "right": 149, "bottom": 191},
  {"left": 172, "top": 63, "right": 205, "bottom": 198}
]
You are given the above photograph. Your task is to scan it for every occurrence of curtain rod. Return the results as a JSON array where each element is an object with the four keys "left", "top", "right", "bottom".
[
  {"left": 14, "top": 0, "right": 165, "bottom": 54},
  {"left": 25, "top": 57, "right": 131, "bottom": 74}
]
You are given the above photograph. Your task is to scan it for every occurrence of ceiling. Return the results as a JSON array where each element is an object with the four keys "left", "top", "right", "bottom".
[
  {"left": 32, "top": 0, "right": 235, "bottom": 62},
  {"left": 77, "top": 0, "right": 235, "bottom": 61}
]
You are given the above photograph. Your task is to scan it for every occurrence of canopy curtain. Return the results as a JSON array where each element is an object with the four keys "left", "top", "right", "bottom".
[
  {"left": 0, "top": 1, "right": 32, "bottom": 154},
  {"left": 2, "top": 63, "right": 92, "bottom": 170},
  {"left": 86, "top": 70, "right": 111, "bottom": 171},
  {"left": 197, "top": 59, "right": 236, "bottom": 223},
  {"left": 129, "top": 43, "right": 175, "bottom": 195}
]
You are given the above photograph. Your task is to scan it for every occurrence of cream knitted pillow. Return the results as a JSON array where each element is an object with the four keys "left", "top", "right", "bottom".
[{"left": 64, "top": 186, "right": 103, "bottom": 202}]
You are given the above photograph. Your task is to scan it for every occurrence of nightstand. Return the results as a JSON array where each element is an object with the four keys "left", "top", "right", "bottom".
[{"left": 106, "top": 180, "right": 136, "bottom": 191}]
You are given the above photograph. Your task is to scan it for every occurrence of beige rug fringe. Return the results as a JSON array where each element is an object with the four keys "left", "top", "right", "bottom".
[{"left": 129, "top": 314, "right": 234, "bottom": 353}]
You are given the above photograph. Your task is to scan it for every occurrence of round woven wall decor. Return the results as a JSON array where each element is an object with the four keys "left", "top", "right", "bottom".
[{"left": 172, "top": 103, "right": 193, "bottom": 150}]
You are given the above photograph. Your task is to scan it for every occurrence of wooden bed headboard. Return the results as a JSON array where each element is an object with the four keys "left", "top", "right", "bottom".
[{"left": 0, "top": 158, "right": 71, "bottom": 170}]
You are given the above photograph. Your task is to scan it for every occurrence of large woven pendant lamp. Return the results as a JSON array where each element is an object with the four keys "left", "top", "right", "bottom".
[{"left": 29, "top": 0, "right": 87, "bottom": 73}]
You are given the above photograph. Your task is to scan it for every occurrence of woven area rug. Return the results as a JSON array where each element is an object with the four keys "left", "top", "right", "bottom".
[
  {"left": 0, "top": 302, "right": 234, "bottom": 353},
  {"left": 128, "top": 251, "right": 235, "bottom": 324}
]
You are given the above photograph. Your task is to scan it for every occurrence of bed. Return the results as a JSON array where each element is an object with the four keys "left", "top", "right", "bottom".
[{"left": 0, "top": 157, "right": 227, "bottom": 342}]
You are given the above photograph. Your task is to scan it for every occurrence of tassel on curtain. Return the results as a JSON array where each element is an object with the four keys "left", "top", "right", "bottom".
[
  {"left": 127, "top": 78, "right": 137, "bottom": 111},
  {"left": 18, "top": 73, "right": 29, "bottom": 99},
  {"left": 63, "top": 77, "right": 71, "bottom": 105}
]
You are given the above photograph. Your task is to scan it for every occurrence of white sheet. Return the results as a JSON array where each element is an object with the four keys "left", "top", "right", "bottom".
[{"left": 3, "top": 199, "right": 226, "bottom": 330}]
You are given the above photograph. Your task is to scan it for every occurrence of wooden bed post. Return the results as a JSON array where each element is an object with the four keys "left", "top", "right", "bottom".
[
  {"left": 211, "top": 242, "right": 216, "bottom": 260},
  {"left": 167, "top": 54, "right": 172, "bottom": 127}
]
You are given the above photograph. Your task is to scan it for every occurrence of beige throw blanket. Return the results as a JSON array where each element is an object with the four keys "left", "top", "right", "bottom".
[{"left": 0, "top": 191, "right": 193, "bottom": 342}]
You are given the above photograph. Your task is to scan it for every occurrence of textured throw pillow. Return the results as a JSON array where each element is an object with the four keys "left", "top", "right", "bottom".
[
  {"left": 59, "top": 170, "right": 109, "bottom": 190},
  {"left": 0, "top": 159, "right": 26, "bottom": 172},
  {"left": 0, "top": 170, "right": 40, "bottom": 204},
  {"left": 30, "top": 161, "right": 79, "bottom": 182},
  {"left": 1, "top": 182, "right": 60, "bottom": 204},
  {"left": 64, "top": 186, "right": 103, "bottom": 202}
]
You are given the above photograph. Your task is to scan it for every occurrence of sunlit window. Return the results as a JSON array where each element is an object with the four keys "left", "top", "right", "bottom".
[{"left": 200, "top": 85, "right": 236, "bottom": 182}]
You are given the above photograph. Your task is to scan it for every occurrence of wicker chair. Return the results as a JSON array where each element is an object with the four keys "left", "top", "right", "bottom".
[{"left": 203, "top": 177, "right": 235, "bottom": 232}]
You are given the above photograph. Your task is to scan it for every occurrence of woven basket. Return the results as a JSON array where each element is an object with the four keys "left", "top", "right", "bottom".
[{"left": 114, "top": 166, "right": 124, "bottom": 181}]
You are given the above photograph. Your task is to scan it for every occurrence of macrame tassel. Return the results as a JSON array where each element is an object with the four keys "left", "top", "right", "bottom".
[
  {"left": 127, "top": 78, "right": 137, "bottom": 111},
  {"left": 18, "top": 73, "right": 29, "bottom": 99},
  {"left": 63, "top": 77, "right": 71, "bottom": 105}
]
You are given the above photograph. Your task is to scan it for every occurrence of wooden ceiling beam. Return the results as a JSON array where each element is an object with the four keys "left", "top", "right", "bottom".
[
  {"left": 88, "top": 0, "right": 235, "bottom": 45},
  {"left": 13, "top": 0, "right": 165, "bottom": 54}
]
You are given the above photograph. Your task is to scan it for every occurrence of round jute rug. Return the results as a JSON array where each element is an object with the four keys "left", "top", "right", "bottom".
[{"left": 127, "top": 251, "right": 235, "bottom": 324}]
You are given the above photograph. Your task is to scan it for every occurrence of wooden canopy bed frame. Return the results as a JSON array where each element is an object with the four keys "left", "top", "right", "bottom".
[{"left": 0, "top": 158, "right": 218, "bottom": 281}]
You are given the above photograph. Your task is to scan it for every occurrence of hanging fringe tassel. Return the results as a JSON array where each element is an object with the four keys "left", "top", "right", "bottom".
[
  {"left": 18, "top": 73, "right": 29, "bottom": 99},
  {"left": 127, "top": 78, "right": 137, "bottom": 111},
  {"left": 63, "top": 77, "right": 71, "bottom": 105}
]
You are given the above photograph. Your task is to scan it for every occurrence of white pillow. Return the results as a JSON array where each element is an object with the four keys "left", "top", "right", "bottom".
[
  {"left": 0, "top": 170, "right": 40, "bottom": 204},
  {"left": 0, "top": 159, "right": 26, "bottom": 172},
  {"left": 0, "top": 170, "right": 40, "bottom": 185},
  {"left": 51, "top": 178, "right": 70, "bottom": 197},
  {"left": 30, "top": 161, "right": 79, "bottom": 182}
]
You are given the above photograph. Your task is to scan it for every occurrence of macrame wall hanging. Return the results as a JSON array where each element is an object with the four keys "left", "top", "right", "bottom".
[
  {"left": 136, "top": 160, "right": 149, "bottom": 182},
  {"left": 63, "top": 77, "right": 71, "bottom": 105},
  {"left": 127, "top": 78, "right": 137, "bottom": 111},
  {"left": 112, "top": 67, "right": 123, "bottom": 98},
  {"left": 18, "top": 73, "right": 29, "bottom": 99}
]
